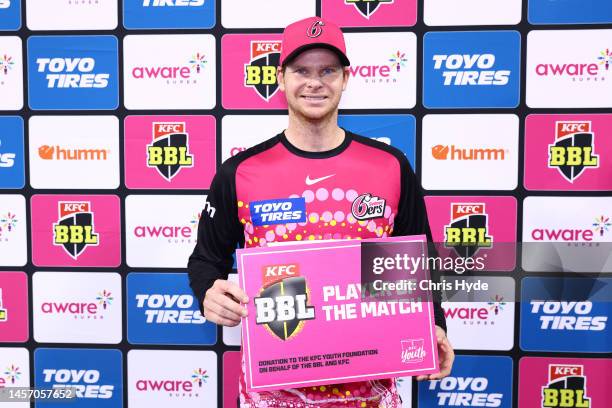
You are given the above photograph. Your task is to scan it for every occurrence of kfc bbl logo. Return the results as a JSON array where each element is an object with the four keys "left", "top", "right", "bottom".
[
  {"left": 146, "top": 122, "right": 194, "bottom": 181},
  {"left": 345, "top": 0, "right": 393, "bottom": 18},
  {"left": 254, "top": 264, "right": 315, "bottom": 341},
  {"left": 244, "top": 41, "right": 281, "bottom": 101},
  {"left": 548, "top": 121, "right": 599, "bottom": 183},
  {"left": 541, "top": 365, "right": 591, "bottom": 407},
  {"left": 52, "top": 201, "right": 99, "bottom": 259},
  {"left": 445, "top": 203, "right": 492, "bottom": 258}
]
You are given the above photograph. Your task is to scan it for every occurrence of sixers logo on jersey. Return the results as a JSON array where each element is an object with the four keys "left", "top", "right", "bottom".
[
  {"left": 351, "top": 193, "right": 386, "bottom": 221},
  {"left": 146, "top": 122, "right": 194, "bottom": 181},
  {"left": 52, "top": 201, "right": 99, "bottom": 259},
  {"left": 345, "top": 0, "right": 393, "bottom": 18},
  {"left": 254, "top": 264, "right": 315, "bottom": 341},
  {"left": 445, "top": 203, "right": 492, "bottom": 258},
  {"left": 244, "top": 41, "right": 281, "bottom": 101},
  {"left": 542, "top": 365, "right": 591, "bottom": 408},
  {"left": 548, "top": 121, "right": 599, "bottom": 183}
]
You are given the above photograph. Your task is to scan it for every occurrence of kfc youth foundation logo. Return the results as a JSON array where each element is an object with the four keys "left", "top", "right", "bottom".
[
  {"left": 254, "top": 264, "right": 315, "bottom": 341},
  {"left": 400, "top": 338, "right": 426, "bottom": 363},
  {"left": 41, "top": 289, "right": 113, "bottom": 320},
  {"left": 548, "top": 121, "right": 599, "bottom": 183},
  {"left": 132, "top": 52, "right": 207, "bottom": 84},
  {"left": 351, "top": 193, "right": 386, "bottom": 221},
  {"left": 52, "top": 201, "right": 99, "bottom": 259},
  {"left": 244, "top": 41, "right": 281, "bottom": 101},
  {"left": 348, "top": 50, "right": 407, "bottom": 83},
  {"left": 541, "top": 365, "right": 591, "bottom": 408},
  {"left": 147, "top": 122, "right": 194, "bottom": 181},
  {"left": 135, "top": 368, "right": 208, "bottom": 398},
  {"left": 536, "top": 49, "right": 610, "bottom": 82},
  {"left": 444, "top": 203, "right": 493, "bottom": 258},
  {"left": 345, "top": 0, "right": 393, "bottom": 19}
]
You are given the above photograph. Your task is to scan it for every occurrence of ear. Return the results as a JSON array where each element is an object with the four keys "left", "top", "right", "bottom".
[
  {"left": 277, "top": 66, "right": 285, "bottom": 93},
  {"left": 341, "top": 67, "right": 349, "bottom": 91}
]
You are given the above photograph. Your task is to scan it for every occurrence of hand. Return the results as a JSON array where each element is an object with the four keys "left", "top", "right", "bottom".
[
  {"left": 416, "top": 325, "right": 454, "bottom": 381},
  {"left": 202, "top": 279, "right": 249, "bottom": 327}
]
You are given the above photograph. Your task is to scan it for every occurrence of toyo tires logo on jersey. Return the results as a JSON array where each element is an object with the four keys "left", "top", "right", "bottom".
[
  {"left": 244, "top": 41, "right": 281, "bottom": 101},
  {"left": 249, "top": 197, "right": 306, "bottom": 226},
  {"left": 351, "top": 193, "right": 386, "bottom": 221},
  {"left": 255, "top": 264, "right": 315, "bottom": 341}
]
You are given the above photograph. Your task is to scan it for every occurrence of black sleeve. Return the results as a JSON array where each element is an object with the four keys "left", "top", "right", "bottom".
[
  {"left": 188, "top": 162, "right": 244, "bottom": 316},
  {"left": 391, "top": 155, "right": 447, "bottom": 334}
]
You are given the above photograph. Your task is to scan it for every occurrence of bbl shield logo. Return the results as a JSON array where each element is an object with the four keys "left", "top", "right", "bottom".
[
  {"left": 254, "top": 264, "right": 315, "bottom": 341},
  {"left": 345, "top": 0, "right": 393, "bottom": 18},
  {"left": 445, "top": 203, "right": 493, "bottom": 258},
  {"left": 541, "top": 365, "right": 591, "bottom": 408},
  {"left": 548, "top": 121, "right": 599, "bottom": 183},
  {"left": 244, "top": 41, "right": 281, "bottom": 101},
  {"left": 146, "top": 122, "right": 194, "bottom": 181},
  {"left": 52, "top": 201, "right": 99, "bottom": 259}
]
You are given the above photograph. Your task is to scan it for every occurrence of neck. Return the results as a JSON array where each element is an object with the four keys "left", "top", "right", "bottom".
[{"left": 284, "top": 110, "right": 345, "bottom": 152}]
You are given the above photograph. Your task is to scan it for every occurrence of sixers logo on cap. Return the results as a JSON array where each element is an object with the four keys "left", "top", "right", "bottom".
[
  {"left": 307, "top": 20, "right": 324, "bottom": 38},
  {"left": 548, "top": 121, "right": 599, "bottom": 183},
  {"left": 146, "top": 122, "right": 194, "bottom": 181},
  {"left": 254, "top": 263, "right": 315, "bottom": 341},
  {"left": 445, "top": 203, "right": 492, "bottom": 258},
  {"left": 52, "top": 201, "right": 99, "bottom": 259},
  {"left": 244, "top": 41, "right": 281, "bottom": 101}
]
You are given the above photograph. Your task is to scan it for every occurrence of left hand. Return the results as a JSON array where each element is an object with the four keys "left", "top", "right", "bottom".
[{"left": 415, "top": 325, "right": 454, "bottom": 381}]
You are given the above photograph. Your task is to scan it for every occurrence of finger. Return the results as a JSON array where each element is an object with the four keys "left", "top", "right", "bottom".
[
  {"left": 216, "top": 280, "right": 249, "bottom": 303},
  {"left": 415, "top": 375, "right": 428, "bottom": 381},
  {"left": 206, "top": 310, "right": 240, "bottom": 327},
  {"left": 205, "top": 297, "right": 244, "bottom": 322},
  {"left": 217, "top": 292, "right": 249, "bottom": 317}
]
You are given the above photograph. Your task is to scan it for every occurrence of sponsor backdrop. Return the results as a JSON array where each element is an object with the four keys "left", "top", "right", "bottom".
[{"left": 0, "top": 1, "right": 610, "bottom": 408}]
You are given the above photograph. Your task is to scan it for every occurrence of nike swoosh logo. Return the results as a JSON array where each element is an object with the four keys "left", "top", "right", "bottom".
[{"left": 305, "top": 174, "right": 335, "bottom": 186}]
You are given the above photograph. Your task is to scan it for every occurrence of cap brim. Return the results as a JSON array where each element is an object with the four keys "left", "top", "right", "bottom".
[{"left": 282, "top": 43, "right": 350, "bottom": 67}]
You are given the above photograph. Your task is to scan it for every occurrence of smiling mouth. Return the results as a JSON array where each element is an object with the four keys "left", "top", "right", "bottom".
[{"left": 301, "top": 95, "right": 327, "bottom": 101}]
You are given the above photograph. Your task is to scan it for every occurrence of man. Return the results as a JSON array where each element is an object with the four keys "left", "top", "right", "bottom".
[{"left": 188, "top": 16, "right": 454, "bottom": 408}]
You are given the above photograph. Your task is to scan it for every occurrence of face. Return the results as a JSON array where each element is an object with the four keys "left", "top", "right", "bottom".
[{"left": 277, "top": 48, "right": 349, "bottom": 122}]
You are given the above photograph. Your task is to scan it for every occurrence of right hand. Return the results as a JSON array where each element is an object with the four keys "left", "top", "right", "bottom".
[{"left": 203, "top": 279, "right": 249, "bottom": 327}]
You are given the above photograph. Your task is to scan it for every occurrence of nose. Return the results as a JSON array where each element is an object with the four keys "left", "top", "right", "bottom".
[{"left": 306, "top": 76, "right": 323, "bottom": 89}]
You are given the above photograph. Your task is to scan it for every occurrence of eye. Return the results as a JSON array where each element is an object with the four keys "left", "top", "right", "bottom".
[
  {"left": 322, "top": 67, "right": 336, "bottom": 75},
  {"left": 293, "top": 68, "right": 307, "bottom": 75}
]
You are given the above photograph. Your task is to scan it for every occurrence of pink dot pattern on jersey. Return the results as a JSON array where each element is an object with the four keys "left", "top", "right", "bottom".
[{"left": 240, "top": 188, "right": 396, "bottom": 247}]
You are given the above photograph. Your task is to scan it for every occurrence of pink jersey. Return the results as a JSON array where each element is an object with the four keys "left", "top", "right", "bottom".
[{"left": 188, "top": 131, "right": 445, "bottom": 408}]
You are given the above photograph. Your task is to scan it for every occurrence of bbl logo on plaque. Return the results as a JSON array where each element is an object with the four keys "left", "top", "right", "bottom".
[
  {"left": 244, "top": 41, "right": 281, "bottom": 101},
  {"left": 52, "top": 201, "right": 99, "bottom": 259},
  {"left": 146, "top": 122, "right": 194, "bottom": 181},
  {"left": 254, "top": 264, "right": 315, "bottom": 341}
]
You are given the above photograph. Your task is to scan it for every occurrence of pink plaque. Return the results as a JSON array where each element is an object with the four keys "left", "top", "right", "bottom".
[{"left": 238, "top": 236, "right": 439, "bottom": 392}]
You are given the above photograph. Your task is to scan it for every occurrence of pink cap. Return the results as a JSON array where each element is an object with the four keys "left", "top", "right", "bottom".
[{"left": 280, "top": 17, "right": 350, "bottom": 67}]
